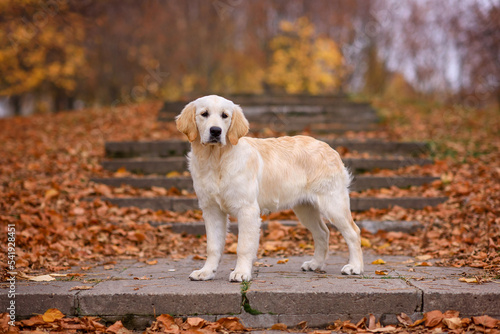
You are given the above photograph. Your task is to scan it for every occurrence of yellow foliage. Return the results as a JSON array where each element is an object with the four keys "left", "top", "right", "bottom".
[
  {"left": 266, "top": 17, "right": 347, "bottom": 94},
  {"left": 0, "top": 0, "right": 88, "bottom": 96}
]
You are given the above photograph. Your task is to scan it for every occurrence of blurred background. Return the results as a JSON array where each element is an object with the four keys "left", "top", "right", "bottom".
[{"left": 0, "top": 0, "right": 498, "bottom": 117}]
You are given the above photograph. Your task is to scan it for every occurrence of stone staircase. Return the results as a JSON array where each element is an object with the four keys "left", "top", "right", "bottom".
[{"left": 90, "top": 95, "right": 447, "bottom": 226}]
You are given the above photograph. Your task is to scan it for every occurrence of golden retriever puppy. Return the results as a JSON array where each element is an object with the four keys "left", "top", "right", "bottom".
[{"left": 176, "top": 95, "right": 363, "bottom": 282}]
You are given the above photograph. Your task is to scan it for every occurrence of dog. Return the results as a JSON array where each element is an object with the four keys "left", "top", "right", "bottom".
[{"left": 176, "top": 95, "right": 363, "bottom": 282}]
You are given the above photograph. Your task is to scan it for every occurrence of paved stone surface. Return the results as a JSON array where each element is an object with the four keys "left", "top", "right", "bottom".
[
  {"left": 90, "top": 175, "right": 439, "bottom": 193},
  {"left": 100, "top": 196, "right": 447, "bottom": 212},
  {"left": 1, "top": 253, "right": 497, "bottom": 329},
  {"left": 104, "top": 139, "right": 429, "bottom": 159}
]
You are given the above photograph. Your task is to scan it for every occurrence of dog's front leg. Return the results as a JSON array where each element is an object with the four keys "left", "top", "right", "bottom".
[
  {"left": 230, "top": 205, "right": 261, "bottom": 282},
  {"left": 189, "top": 206, "right": 228, "bottom": 281}
]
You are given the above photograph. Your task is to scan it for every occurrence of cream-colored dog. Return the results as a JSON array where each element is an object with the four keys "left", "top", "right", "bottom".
[{"left": 176, "top": 95, "right": 363, "bottom": 282}]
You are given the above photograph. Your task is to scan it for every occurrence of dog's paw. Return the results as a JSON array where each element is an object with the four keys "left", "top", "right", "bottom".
[
  {"left": 229, "top": 270, "right": 251, "bottom": 282},
  {"left": 301, "top": 259, "right": 324, "bottom": 271},
  {"left": 189, "top": 269, "right": 215, "bottom": 281},
  {"left": 341, "top": 263, "right": 363, "bottom": 275}
]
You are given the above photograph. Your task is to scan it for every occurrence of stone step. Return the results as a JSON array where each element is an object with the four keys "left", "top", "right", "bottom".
[
  {"left": 250, "top": 122, "right": 379, "bottom": 134},
  {"left": 101, "top": 157, "right": 434, "bottom": 174},
  {"left": 158, "top": 107, "right": 378, "bottom": 124},
  {"left": 3, "top": 255, "right": 497, "bottom": 330},
  {"left": 96, "top": 196, "right": 448, "bottom": 212},
  {"left": 150, "top": 219, "right": 424, "bottom": 235},
  {"left": 90, "top": 175, "right": 440, "bottom": 192},
  {"left": 104, "top": 139, "right": 429, "bottom": 159}
]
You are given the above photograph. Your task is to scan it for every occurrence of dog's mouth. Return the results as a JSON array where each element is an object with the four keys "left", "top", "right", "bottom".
[{"left": 207, "top": 136, "right": 222, "bottom": 144}]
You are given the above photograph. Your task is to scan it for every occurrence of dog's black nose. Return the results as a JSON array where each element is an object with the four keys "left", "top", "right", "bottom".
[{"left": 210, "top": 126, "right": 222, "bottom": 137}]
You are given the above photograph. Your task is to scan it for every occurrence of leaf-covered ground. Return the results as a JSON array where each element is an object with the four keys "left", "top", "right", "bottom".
[
  {"left": 2, "top": 307, "right": 499, "bottom": 333},
  {"left": 0, "top": 99, "right": 499, "bottom": 279}
]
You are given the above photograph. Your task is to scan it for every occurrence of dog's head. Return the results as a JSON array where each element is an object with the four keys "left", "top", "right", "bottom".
[{"left": 176, "top": 95, "right": 249, "bottom": 146}]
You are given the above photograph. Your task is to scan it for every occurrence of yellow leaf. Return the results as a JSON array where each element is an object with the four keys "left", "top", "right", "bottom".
[
  {"left": 114, "top": 167, "right": 130, "bottom": 177},
  {"left": 415, "top": 254, "right": 432, "bottom": 261},
  {"left": 459, "top": 277, "right": 478, "bottom": 283},
  {"left": 378, "top": 243, "right": 391, "bottom": 250},
  {"left": 361, "top": 237, "right": 372, "bottom": 248},
  {"left": 277, "top": 259, "right": 289, "bottom": 264},
  {"left": 227, "top": 243, "right": 238, "bottom": 254},
  {"left": 42, "top": 308, "right": 65, "bottom": 323},
  {"left": 45, "top": 188, "right": 59, "bottom": 200},
  {"left": 28, "top": 274, "right": 55, "bottom": 282},
  {"left": 166, "top": 171, "right": 181, "bottom": 178},
  {"left": 372, "top": 259, "right": 386, "bottom": 265},
  {"left": 375, "top": 270, "right": 389, "bottom": 275},
  {"left": 415, "top": 261, "right": 432, "bottom": 267}
]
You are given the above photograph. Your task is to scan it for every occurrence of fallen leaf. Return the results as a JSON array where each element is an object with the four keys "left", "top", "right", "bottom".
[
  {"left": 42, "top": 308, "right": 65, "bottom": 323},
  {"left": 166, "top": 171, "right": 181, "bottom": 178},
  {"left": 361, "top": 237, "right": 372, "bottom": 247},
  {"left": 70, "top": 285, "right": 93, "bottom": 291},
  {"left": 442, "top": 317, "right": 462, "bottom": 330},
  {"left": 424, "top": 310, "right": 444, "bottom": 328},
  {"left": 459, "top": 277, "right": 478, "bottom": 283},
  {"left": 415, "top": 261, "right": 433, "bottom": 267},
  {"left": 104, "top": 265, "right": 115, "bottom": 270},
  {"left": 367, "top": 325, "right": 397, "bottom": 332},
  {"left": 277, "top": 258, "right": 289, "bottom": 264},
  {"left": 375, "top": 270, "right": 389, "bottom": 275},
  {"left": 472, "top": 315, "right": 499, "bottom": 328},
  {"left": 217, "top": 317, "right": 247, "bottom": 331},
  {"left": 186, "top": 317, "right": 205, "bottom": 328},
  {"left": 45, "top": 188, "right": 59, "bottom": 200},
  {"left": 192, "top": 255, "right": 206, "bottom": 261},
  {"left": 133, "top": 276, "right": 151, "bottom": 280},
  {"left": 28, "top": 274, "right": 56, "bottom": 282},
  {"left": 271, "top": 323, "right": 287, "bottom": 330},
  {"left": 372, "top": 259, "right": 386, "bottom": 265},
  {"left": 146, "top": 259, "right": 158, "bottom": 265},
  {"left": 106, "top": 320, "right": 132, "bottom": 334},
  {"left": 368, "top": 313, "right": 377, "bottom": 330},
  {"left": 397, "top": 313, "right": 413, "bottom": 327},
  {"left": 227, "top": 243, "right": 238, "bottom": 254}
]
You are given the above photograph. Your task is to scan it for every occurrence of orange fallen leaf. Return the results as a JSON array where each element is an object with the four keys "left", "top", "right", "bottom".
[
  {"left": 271, "top": 323, "right": 287, "bottom": 330},
  {"left": 375, "top": 270, "right": 388, "bottom": 275},
  {"left": 217, "top": 317, "right": 247, "bottom": 331},
  {"left": 372, "top": 259, "right": 386, "bottom": 265},
  {"left": 42, "top": 308, "right": 65, "bottom": 323},
  {"left": 277, "top": 259, "right": 289, "bottom": 264},
  {"left": 424, "top": 310, "right": 444, "bottom": 328},
  {"left": 45, "top": 188, "right": 59, "bottom": 200},
  {"left": 107, "top": 320, "right": 132, "bottom": 334},
  {"left": 472, "top": 315, "right": 499, "bottom": 328}
]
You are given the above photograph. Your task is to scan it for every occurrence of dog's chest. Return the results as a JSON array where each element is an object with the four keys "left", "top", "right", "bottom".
[{"left": 190, "top": 154, "right": 234, "bottom": 211}]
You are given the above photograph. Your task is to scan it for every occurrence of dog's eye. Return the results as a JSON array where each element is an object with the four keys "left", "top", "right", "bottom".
[
  {"left": 221, "top": 112, "right": 228, "bottom": 119},
  {"left": 201, "top": 111, "right": 209, "bottom": 117}
]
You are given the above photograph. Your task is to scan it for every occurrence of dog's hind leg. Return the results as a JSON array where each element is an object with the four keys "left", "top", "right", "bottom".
[
  {"left": 293, "top": 204, "right": 330, "bottom": 271},
  {"left": 318, "top": 192, "right": 364, "bottom": 275}
]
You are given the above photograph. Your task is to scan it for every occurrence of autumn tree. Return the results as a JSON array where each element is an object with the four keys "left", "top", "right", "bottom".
[
  {"left": 0, "top": 0, "right": 88, "bottom": 113},
  {"left": 266, "top": 17, "right": 347, "bottom": 95}
]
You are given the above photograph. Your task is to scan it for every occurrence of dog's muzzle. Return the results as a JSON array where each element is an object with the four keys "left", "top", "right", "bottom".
[{"left": 208, "top": 126, "right": 222, "bottom": 143}]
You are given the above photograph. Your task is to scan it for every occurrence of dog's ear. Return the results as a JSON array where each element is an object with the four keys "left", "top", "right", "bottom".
[
  {"left": 176, "top": 102, "right": 198, "bottom": 142},
  {"left": 227, "top": 105, "right": 249, "bottom": 145}
]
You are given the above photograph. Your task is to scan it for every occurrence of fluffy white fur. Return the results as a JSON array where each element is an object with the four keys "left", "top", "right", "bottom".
[{"left": 176, "top": 95, "right": 364, "bottom": 282}]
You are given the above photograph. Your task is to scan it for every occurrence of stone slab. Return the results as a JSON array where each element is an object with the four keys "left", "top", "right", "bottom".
[
  {"left": 0, "top": 281, "right": 84, "bottom": 317},
  {"left": 411, "top": 279, "right": 500, "bottom": 318}
]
